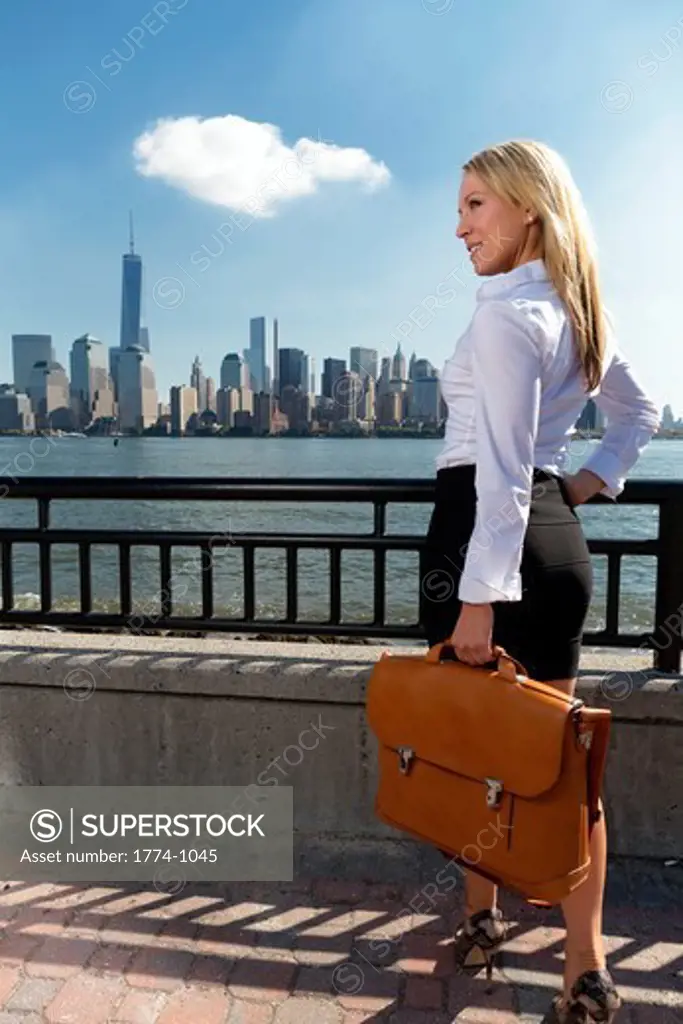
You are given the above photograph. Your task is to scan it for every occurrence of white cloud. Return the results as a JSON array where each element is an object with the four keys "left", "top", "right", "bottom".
[{"left": 132, "top": 114, "right": 391, "bottom": 217}]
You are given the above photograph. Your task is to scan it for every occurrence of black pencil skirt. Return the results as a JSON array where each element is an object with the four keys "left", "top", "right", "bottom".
[{"left": 419, "top": 464, "right": 593, "bottom": 681}]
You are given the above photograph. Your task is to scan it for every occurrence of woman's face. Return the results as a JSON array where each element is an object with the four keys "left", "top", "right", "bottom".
[{"left": 456, "top": 170, "right": 537, "bottom": 276}]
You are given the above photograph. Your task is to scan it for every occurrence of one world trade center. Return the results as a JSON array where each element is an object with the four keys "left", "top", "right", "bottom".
[{"left": 120, "top": 212, "right": 145, "bottom": 351}]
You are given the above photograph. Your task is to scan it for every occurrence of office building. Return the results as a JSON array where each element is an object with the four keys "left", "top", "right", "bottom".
[
  {"left": 239, "top": 383, "right": 254, "bottom": 414},
  {"left": 322, "top": 358, "right": 346, "bottom": 400},
  {"left": 117, "top": 346, "right": 157, "bottom": 433},
  {"left": 279, "top": 385, "right": 310, "bottom": 431},
  {"left": 253, "top": 392, "right": 273, "bottom": 435},
  {"left": 279, "top": 348, "right": 307, "bottom": 391},
  {"left": 378, "top": 356, "right": 391, "bottom": 396},
  {"left": 661, "top": 404, "right": 676, "bottom": 430},
  {"left": 12, "top": 335, "right": 55, "bottom": 394},
  {"left": 391, "top": 344, "right": 407, "bottom": 382},
  {"left": 120, "top": 214, "right": 143, "bottom": 352},
  {"left": 272, "top": 318, "right": 279, "bottom": 398},
  {"left": 109, "top": 347, "right": 123, "bottom": 400},
  {"left": 206, "top": 377, "right": 216, "bottom": 412},
  {"left": 27, "top": 360, "right": 73, "bottom": 430},
  {"left": 411, "top": 376, "right": 440, "bottom": 421},
  {"left": 139, "top": 326, "right": 150, "bottom": 353},
  {"left": 360, "top": 375, "right": 376, "bottom": 423},
  {"left": 334, "top": 371, "right": 364, "bottom": 421},
  {"left": 349, "top": 347, "right": 378, "bottom": 387},
  {"left": 412, "top": 358, "right": 434, "bottom": 379},
  {"left": 220, "top": 353, "right": 246, "bottom": 390},
  {"left": 378, "top": 391, "right": 403, "bottom": 426},
  {"left": 233, "top": 409, "right": 253, "bottom": 431},
  {"left": 70, "top": 334, "right": 112, "bottom": 427},
  {"left": 246, "top": 316, "right": 267, "bottom": 393},
  {"left": 190, "top": 356, "right": 207, "bottom": 411},
  {"left": 408, "top": 352, "right": 416, "bottom": 381},
  {"left": 576, "top": 398, "right": 605, "bottom": 431},
  {"left": 216, "top": 387, "right": 240, "bottom": 429},
  {"left": 0, "top": 389, "right": 35, "bottom": 432},
  {"left": 302, "top": 354, "right": 309, "bottom": 396},
  {"left": 170, "top": 385, "right": 198, "bottom": 436}
]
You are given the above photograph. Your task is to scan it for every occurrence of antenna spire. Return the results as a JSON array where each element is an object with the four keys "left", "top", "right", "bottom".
[{"left": 129, "top": 210, "right": 135, "bottom": 254}]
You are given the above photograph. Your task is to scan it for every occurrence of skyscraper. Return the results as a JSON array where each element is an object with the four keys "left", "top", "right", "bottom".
[
  {"left": 190, "top": 356, "right": 207, "bottom": 411},
  {"left": 27, "top": 360, "right": 72, "bottom": 430},
  {"left": 391, "top": 344, "right": 406, "bottom": 382},
  {"left": 247, "top": 317, "right": 267, "bottom": 393},
  {"left": 411, "top": 377, "right": 440, "bottom": 421},
  {"left": 118, "top": 346, "right": 158, "bottom": 433},
  {"left": 0, "top": 389, "right": 34, "bottom": 432},
  {"left": 12, "top": 335, "right": 55, "bottom": 394},
  {"left": 170, "top": 385, "right": 198, "bottom": 436},
  {"left": 220, "top": 353, "right": 246, "bottom": 390},
  {"left": 70, "top": 334, "right": 112, "bottom": 427},
  {"left": 206, "top": 377, "right": 216, "bottom": 412},
  {"left": 120, "top": 213, "right": 143, "bottom": 351},
  {"left": 278, "top": 348, "right": 307, "bottom": 391},
  {"left": 272, "top": 318, "right": 279, "bottom": 398},
  {"left": 109, "top": 347, "right": 124, "bottom": 401},
  {"left": 576, "top": 398, "right": 605, "bottom": 431},
  {"left": 349, "top": 347, "right": 378, "bottom": 386},
  {"left": 322, "top": 358, "right": 346, "bottom": 399}
]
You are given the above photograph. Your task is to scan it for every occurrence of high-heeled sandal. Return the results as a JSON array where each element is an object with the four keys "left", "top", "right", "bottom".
[
  {"left": 452, "top": 907, "right": 509, "bottom": 980},
  {"left": 543, "top": 968, "right": 622, "bottom": 1022}
]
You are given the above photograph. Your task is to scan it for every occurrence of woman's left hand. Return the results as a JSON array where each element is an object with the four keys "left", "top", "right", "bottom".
[{"left": 449, "top": 602, "right": 495, "bottom": 665}]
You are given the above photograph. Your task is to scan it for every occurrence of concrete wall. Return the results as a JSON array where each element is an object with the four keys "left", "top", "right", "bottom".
[{"left": 0, "top": 631, "right": 680, "bottom": 881}]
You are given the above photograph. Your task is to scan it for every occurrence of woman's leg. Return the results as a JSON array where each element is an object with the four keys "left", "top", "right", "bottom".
[
  {"left": 464, "top": 872, "right": 498, "bottom": 918},
  {"left": 545, "top": 676, "right": 608, "bottom": 1001}
]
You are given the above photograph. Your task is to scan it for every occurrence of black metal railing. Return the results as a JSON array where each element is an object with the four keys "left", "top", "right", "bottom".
[{"left": 0, "top": 477, "right": 681, "bottom": 672}]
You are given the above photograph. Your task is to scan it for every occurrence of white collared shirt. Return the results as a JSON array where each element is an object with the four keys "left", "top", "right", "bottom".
[{"left": 436, "top": 258, "right": 660, "bottom": 605}]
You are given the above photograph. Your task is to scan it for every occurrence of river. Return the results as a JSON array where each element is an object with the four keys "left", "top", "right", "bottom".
[{"left": 0, "top": 435, "right": 680, "bottom": 634}]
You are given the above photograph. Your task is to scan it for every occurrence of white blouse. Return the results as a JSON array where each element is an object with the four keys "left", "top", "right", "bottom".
[{"left": 436, "top": 259, "right": 660, "bottom": 605}]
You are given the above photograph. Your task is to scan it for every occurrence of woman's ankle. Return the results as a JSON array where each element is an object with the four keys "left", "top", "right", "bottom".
[
  {"left": 464, "top": 872, "right": 497, "bottom": 921},
  {"left": 563, "top": 948, "right": 607, "bottom": 998},
  {"left": 465, "top": 901, "right": 497, "bottom": 919}
]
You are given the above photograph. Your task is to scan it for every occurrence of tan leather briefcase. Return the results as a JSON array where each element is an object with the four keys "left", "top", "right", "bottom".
[{"left": 366, "top": 642, "right": 612, "bottom": 904}]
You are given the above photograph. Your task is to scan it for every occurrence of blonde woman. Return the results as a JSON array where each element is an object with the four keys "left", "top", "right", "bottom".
[{"left": 420, "top": 140, "right": 659, "bottom": 1022}]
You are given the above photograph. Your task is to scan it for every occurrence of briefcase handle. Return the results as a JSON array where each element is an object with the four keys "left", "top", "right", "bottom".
[{"left": 425, "top": 642, "right": 529, "bottom": 682}]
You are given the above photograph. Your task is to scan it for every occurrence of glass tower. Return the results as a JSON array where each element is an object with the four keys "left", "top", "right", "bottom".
[{"left": 120, "top": 213, "right": 143, "bottom": 351}]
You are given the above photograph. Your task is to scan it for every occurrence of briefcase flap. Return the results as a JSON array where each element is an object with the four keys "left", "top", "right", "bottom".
[{"left": 366, "top": 652, "right": 577, "bottom": 799}]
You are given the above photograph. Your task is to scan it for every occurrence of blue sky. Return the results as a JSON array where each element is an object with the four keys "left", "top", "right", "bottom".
[{"left": 0, "top": 0, "right": 681, "bottom": 411}]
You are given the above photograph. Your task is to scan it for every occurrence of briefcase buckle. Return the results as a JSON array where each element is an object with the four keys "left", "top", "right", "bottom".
[
  {"left": 397, "top": 747, "right": 415, "bottom": 775},
  {"left": 485, "top": 778, "right": 504, "bottom": 809}
]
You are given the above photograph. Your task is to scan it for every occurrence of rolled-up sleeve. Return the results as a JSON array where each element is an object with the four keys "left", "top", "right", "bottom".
[
  {"left": 459, "top": 300, "right": 543, "bottom": 604},
  {"left": 582, "top": 348, "right": 660, "bottom": 499}
]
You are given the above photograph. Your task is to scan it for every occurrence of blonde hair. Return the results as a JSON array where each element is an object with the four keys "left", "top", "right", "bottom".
[{"left": 463, "top": 140, "right": 606, "bottom": 391}]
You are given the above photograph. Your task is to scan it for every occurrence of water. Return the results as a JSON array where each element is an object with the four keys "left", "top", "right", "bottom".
[{"left": 0, "top": 435, "right": 680, "bottom": 634}]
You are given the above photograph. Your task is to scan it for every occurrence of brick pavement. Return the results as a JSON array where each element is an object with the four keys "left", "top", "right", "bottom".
[{"left": 0, "top": 864, "right": 679, "bottom": 1022}]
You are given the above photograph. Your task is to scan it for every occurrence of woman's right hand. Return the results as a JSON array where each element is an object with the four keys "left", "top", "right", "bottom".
[{"left": 562, "top": 469, "right": 606, "bottom": 506}]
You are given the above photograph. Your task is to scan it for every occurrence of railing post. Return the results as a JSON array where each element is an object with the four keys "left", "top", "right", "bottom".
[{"left": 653, "top": 495, "right": 683, "bottom": 673}]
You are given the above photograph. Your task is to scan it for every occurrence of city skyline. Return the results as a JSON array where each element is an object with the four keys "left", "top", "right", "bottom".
[
  {"left": 0, "top": 2, "right": 680, "bottom": 413},
  {"left": 7, "top": 316, "right": 682, "bottom": 438},
  {"left": 5, "top": 207, "right": 681, "bottom": 414},
  {"left": 3, "top": 205, "right": 679, "bottom": 432},
  {"left": 3, "top": 212, "right": 679, "bottom": 425}
]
